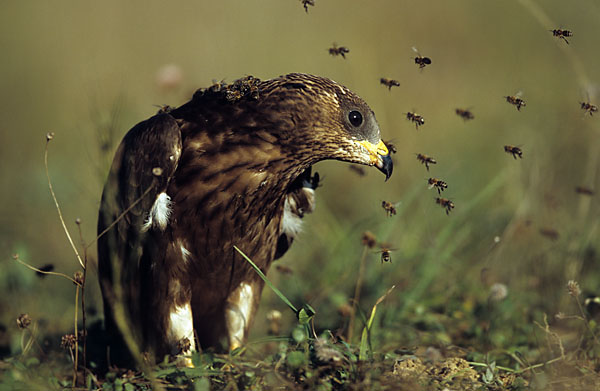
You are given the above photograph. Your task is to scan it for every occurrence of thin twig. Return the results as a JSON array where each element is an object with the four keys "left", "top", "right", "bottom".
[
  {"left": 534, "top": 313, "right": 566, "bottom": 359},
  {"left": 44, "top": 135, "right": 84, "bottom": 268},
  {"left": 72, "top": 285, "right": 80, "bottom": 387},
  {"left": 76, "top": 220, "right": 88, "bottom": 369},
  {"left": 12, "top": 254, "right": 79, "bottom": 285},
  {"left": 468, "top": 355, "right": 564, "bottom": 375},
  {"left": 87, "top": 184, "right": 154, "bottom": 250}
]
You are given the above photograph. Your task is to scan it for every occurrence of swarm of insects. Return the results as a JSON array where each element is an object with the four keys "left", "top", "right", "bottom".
[
  {"left": 300, "top": 0, "right": 315, "bottom": 13},
  {"left": 505, "top": 93, "right": 526, "bottom": 111},
  {"left": 412, "top": 47, "right": 432, "bottom": 69},
  {"left": 196, "top": 75, "right": 261, "bottom": 102},
  {"left": 428, "top": 178, "right": 448, "bottom": 195},
  {"left": 580, "top": 101, "right": 598, "bottom": 116},
  {"left": 381, "top": 201, "right": 398, "bottom": 217},
  {"left": 329, "top": 43, "right": 349, "bottom": 59},
  {"left": 504, "top": 145, "right": 523, "bottom": 159},
  {"left": 406, "top": 112, "right": 425, "bottom": 130},
  {"left": 416, "top": 153, "right": 437, "bottom": 171},
  {"left": 436, "top": 197, "right": 455, "bottom": 215},
  {"left": 550, "top": 28, "right": 573, "bottom": 44},
  {"left": 380, "top": 78, "right": 400, "bottom": 90},
  {"left": 575, "top": 186, "right": 594, "bottom": 196},
  {"left": 455, "top": 108, "right": 474, "bottom": 121}
]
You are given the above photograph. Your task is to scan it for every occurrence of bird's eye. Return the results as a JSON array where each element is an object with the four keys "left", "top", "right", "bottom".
[{"left": 348, "top": 111, "right": 363, "bottom": 127}]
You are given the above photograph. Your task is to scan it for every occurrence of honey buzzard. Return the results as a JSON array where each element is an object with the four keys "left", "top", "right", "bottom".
[{"left": 97, "top": 73, "right": 393, "bottom": 365}]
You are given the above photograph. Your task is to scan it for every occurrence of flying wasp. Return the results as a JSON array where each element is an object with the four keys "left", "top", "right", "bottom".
[
  {"left": 575, "top": 186, "right": 594, "bottom": 196},
  {"left": 275, "top": 264, "right": 294, "bottom": 275},
  {"left": 406, "top": 112, "right": 425, "bottom": 130},
  {"left": 154, "top": 104, "right": 174, "bottom": 114},
  {"left": 375, "top": 246, "right": 397, "bottom": 263},
  {"left": 539, "top": 228, "right": 559, "bottom": 241},
  {"left": 412, "top": 47, "right": 432, "bottom": 69},
  {"left": 381, "top": 201, "right": 398, "bottom": 217},
  {"left": 455, "top": 108, "right": 474, "bottom": 121},
  {"left": 550, "top": 28, "right": 573, "bottom": 44},
  {"left": 384, "top": 140, "right": 397, "bottom": 154},
  {"left": 504, "top": 145, "right": 523, "bottom": 159},
  {"left": 416, "top": 153, "right": 437, "bottom": 171},
  {"left": 580, "top": 101, "right": 598, "bottom": 117},
  {"left": 380, "top": 78, "right": 400, "bottom": 91},
  {"left": 436, "top": 197, "right": 455, "bottom": 215},
  {"left": 428, "top": 178, "right": 448, "bottom": 195},
  {"left": 349, "top": 165, "right": 366, "bottom": 176},
  {"left": 300, "top": 0, "right": 315, "bottom": 13},
  {"left": 329, "top": 43, "right": 350, "bottom": 59},
  {"left": 35, "top": 263, "right": 55, "bottom": 278},
  {"left": 505, "top": 93, "right": 526, "bottom": 111}
]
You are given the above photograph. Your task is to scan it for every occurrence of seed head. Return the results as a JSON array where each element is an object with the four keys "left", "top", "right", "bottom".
[
  {"left": 61, "top": 334, "right": 77, "bottom": 350},
  {"left": 16, "top": 313, "right": 31, "bottom": 329},
  {"left": 488, "top": 283, "right": 508, "bottom": 302},
  {"left": 567, "top": 280, "right": 581, "bottom": 297},
  {"left": 46, "top": 132, "right": 55, "bottom": 141},
  {"left": 73, "top": 271, "right": 84, "bottom": 286},
  {"left": 314, "top": 338, "right": 344, "bottom": 364},
  {"left": 361, "top": 231, "right": 377, "bottom": 249}
]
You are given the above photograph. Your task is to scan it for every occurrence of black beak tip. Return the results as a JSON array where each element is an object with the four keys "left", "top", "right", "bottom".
[{"left": 380, "top": 154, "right": 393, "bottom": 181}]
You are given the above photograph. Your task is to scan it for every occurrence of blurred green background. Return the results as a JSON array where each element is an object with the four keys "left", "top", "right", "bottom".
[{"left": 1, "top": 0, "right": 599, "bottom": 359}]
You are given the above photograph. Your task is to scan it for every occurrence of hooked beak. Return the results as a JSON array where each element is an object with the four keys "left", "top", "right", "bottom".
[{"left": 358, "top": 139, "right": 394, "bottom": 181}]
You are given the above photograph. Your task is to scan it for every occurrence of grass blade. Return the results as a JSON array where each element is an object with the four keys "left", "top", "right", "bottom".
[
  {"left": 234, "top": 245, "right": 298, "bottom": 314},
  {"left": 359, "top": 285, "right": 395, "bottom": 361}
]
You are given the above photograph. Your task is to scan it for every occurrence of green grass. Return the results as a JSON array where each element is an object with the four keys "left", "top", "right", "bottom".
[{"left": 2, "top": 0, "right": 600, "bottom": 389}]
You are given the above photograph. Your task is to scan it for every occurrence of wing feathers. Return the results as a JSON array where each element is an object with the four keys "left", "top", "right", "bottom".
[{"left": 97, "top": 111, "right": 182, "bottom": 363}]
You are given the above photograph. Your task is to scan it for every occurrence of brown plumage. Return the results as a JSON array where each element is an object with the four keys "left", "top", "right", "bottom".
[{"left": 97, "top": 73, "right": 393, "bottom": 365}]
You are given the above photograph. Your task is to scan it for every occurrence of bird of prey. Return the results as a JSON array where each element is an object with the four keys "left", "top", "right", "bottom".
[{"left": 97, "top": 73, "right": 393, "bottom": 365}]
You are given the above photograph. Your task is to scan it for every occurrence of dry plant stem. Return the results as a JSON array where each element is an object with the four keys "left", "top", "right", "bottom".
[
  {"left": 76, "top": 223, "right": 88, "bottom": 369},
  {"left": 535, "top": 313, "right": 566, "bottom": 359},
  {"left": 469, "top": 355, "right": 564, "bottom": 374},
  {"left": 72, "top": 285, "right": 79, "bottom": 387},
  {"left": 45, "top": 138, "right": 84, "bottom": 269},
  {"left": 574, "top": 295, "right": 600, "bottom": 346},
  {"left": 347, "top": 245, "right": 368, "bottom": 343},
  {"left": 12, "top": 254, "right": 79, "bottom": 285},
  {"left": 20, "top": 325, "right": 45, "bottom": 357},
  {"left": 20, "top": 328, "right": 33, "bottom": 355}
]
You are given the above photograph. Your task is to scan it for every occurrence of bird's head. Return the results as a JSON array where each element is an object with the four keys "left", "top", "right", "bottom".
[{"left": 259, "top": 73, "right": 393, "bottom": 180}]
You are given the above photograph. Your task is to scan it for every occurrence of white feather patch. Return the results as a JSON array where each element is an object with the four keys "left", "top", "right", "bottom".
[
  {"left": 301, "top": 188, "right": 316, "bottom": 215},
  {"left": 281, "top": 197, "right": 303, "bottom": 239},
  {"left": 180, "top": 245, "right": 191, "bottom": 263},
  {"left": 225, "top": 283, "right": 254, "bottom": 349},
  {"left": 167, "top": 303, "right": 196, "bottom": 355},
  {"left": 141, "top": 192, "right": 172, "bottom": 232}
]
